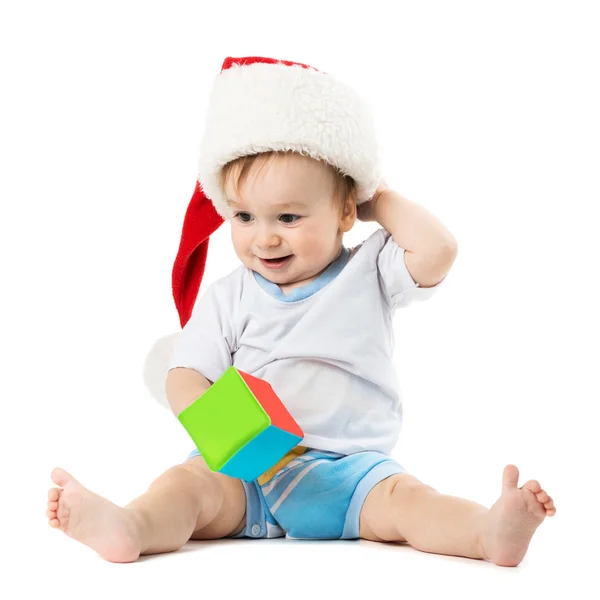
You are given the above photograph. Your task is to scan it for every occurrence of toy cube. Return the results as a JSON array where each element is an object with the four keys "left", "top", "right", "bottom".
[{"left": 178, "top": 366, "right": 304, "bottom": 482}]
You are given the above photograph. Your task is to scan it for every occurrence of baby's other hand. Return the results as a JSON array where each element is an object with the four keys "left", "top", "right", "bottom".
[{"left": 357, "top": 180, "right": 390, "bottom": 222}]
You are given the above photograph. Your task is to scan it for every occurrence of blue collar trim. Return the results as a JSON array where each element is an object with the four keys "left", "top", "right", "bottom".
[{"left": 253, "top": 247, "right": 350, "bottom": 302}]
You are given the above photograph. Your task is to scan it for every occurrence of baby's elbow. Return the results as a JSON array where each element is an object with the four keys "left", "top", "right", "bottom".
[
  {"left": 441, "top": 233, "right": 458, "bottom": 258},
  {"left": 438, "top": 235, "right": 458, "bottom": 274}
]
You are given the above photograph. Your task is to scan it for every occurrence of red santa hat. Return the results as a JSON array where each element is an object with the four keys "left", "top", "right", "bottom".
[{"left": 172, "top": 55, "right": 382, "bottom": 328}]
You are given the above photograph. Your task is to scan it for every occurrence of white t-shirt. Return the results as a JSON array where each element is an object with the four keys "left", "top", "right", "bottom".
[{"left": 168, "top": 227, "right": 443, "bottom": 455}]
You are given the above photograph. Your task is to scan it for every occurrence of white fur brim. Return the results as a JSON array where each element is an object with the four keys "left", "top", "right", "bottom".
[{"left": 197, "top": 61, "right": 382, "bottom": 218}]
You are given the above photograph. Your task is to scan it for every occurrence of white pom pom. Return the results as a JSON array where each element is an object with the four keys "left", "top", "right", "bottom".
[{"left": 142, "top": 332, "right": 180, "bottom": 409}]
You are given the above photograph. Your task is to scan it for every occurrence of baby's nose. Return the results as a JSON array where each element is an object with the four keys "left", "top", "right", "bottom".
[{"left": 255, "top": 229, "right": 281, "bottom": 249}]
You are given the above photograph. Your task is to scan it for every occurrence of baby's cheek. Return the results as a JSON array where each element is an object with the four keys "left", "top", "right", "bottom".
[{"left": 298, "top": 226, "right": 326, "bottom": 248}]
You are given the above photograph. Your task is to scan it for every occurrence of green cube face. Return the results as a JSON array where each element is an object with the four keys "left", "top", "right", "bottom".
[{"left": 178, "top": 367, "right": 271, "bottom": 471}]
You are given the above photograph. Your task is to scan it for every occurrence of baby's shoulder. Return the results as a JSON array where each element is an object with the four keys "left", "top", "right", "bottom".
[
  {"left": 212, "top": 264, "right": 246, "bottom": 287},
  {"left": 348, "top": 227, "right": 388, "bottom": 260},
  {"left": 199, "top": 264, "right": 247, "bottom": 305}
]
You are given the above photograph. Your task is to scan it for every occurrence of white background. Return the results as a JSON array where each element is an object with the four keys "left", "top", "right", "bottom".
[{"left": 1, "top": 1, "right": 598, "bottom": 598}]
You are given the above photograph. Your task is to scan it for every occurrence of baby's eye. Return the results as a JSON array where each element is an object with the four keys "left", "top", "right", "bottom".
[
  {"left": 235, "top": 212, "right": 254, "bottom": 223},
  {"left": 279, "top": 214, "right": 301, "bottom": 224}
]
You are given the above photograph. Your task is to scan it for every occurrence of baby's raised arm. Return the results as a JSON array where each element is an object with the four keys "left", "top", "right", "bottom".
[{"left": 166, "top": 367, "right": 212, "bottom": 417}]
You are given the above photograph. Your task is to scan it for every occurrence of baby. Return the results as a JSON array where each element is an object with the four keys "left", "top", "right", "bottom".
[{"left": 47, "top": 56, "right": 555, "bottom": 566}]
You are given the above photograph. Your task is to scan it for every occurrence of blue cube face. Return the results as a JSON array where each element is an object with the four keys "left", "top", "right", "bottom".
[{"left": 219, "top": 424, "right": 303, "bottom": 482}]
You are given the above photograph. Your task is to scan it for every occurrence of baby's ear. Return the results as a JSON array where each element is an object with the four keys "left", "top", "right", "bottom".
[{"left": 340, "top": 196, "right": 357, "bottom": 231}]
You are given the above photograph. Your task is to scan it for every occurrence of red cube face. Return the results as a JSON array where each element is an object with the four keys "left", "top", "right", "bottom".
[{"left": 238, "top": 370, "right": 304, "bottom": 438}]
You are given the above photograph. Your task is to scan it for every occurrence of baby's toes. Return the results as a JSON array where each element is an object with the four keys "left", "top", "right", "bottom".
[
  {"left": 522, "top": 488, "right": 546, "bottom": 517},
  {"left": 46, "top": 489, "right": 69, "bottom": 529},
  {"left": 47, "top": 506, "right": 60, "bottom": 527},
  {"left": 522, "top": 479, "right": 542, "bottom": 494},
  {"left": 47, "top": 489, "right": 60, "bottom": 526},
  {"left": 536, "top": 490, "right": 549, "bottom": 504},
  {"left": 543, "top": 495, "right": 556, "bottom": 515},
  {"left": 56, "top": 499, "right": 71, "bottom": 528},
  {"left": 535, "top": 489, "right": 556, "bottom": 513}
]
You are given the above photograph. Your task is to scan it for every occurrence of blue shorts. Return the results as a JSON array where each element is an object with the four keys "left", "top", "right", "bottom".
[{"left": 185, "top": 447, "right": 405, "bottom": 540}]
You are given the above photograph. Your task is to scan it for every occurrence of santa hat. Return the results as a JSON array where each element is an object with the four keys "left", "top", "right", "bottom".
[{"left": 172, "top": 55, "right": 382, "bottom": 329}]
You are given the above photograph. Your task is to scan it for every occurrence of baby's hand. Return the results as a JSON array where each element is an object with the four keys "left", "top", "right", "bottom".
[{"left": 357, "top": 181, "right": 390, "bottom": 222}]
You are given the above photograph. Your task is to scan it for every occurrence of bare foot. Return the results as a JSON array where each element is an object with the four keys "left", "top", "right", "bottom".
[
  {"left": 481, "top": 464, "right": 556, "bottom": 567},
  {"left": 47, "top": 468, "right": 142, "bottom": 563}
]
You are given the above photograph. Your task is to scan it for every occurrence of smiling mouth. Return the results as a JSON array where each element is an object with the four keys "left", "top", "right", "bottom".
[
  {"left": 259, "top": 255, "right": 293, "bottom": 269},
  {"left": 262, "top": 255, "right": 292, "bottom": 262}
]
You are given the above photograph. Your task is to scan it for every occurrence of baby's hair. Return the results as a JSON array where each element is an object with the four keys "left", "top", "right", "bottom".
[{"left": 220, "top": 150, "right": 357, "bottom": 216}]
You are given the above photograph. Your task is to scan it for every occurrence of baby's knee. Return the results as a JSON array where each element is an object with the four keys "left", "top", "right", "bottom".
[
  {"left": 179, "top": 455, "right": 215, "bottom": 477},
  {"left": 149, "top": 458, "right": 222, "bottom": 498},
  {"left": 387, "top": 474, "right": 437, "bottom": 505},
  {"left": 177, "top": 458, "right": 223, "bottom": 491}
]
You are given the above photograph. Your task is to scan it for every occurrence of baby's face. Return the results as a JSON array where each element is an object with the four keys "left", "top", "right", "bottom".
[{"left": 224, "top": 153, "right": 354, "bottom": 291}]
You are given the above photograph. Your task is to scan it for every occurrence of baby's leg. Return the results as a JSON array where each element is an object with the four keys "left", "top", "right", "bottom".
[
  {"left": 359, "top": 464, "right": 555, "bottom": 567},
  {"left": 46, "top": 456, "right": 246, "bottom": 563}
]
